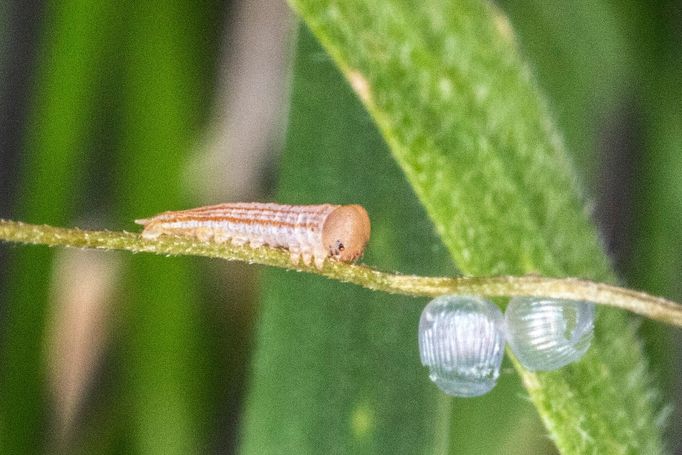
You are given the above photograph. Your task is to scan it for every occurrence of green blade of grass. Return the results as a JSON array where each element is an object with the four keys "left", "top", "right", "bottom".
[{"left": 286, "top": 1, "right": 665, "bottom": 452}]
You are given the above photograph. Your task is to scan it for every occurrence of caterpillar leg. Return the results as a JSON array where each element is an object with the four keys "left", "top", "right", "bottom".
[
  {"left": 140, "top": 228, "right": 162, "bottom": 240},
  {"left": 195, "top": 229, "right": 213, "bottom": 242},
  {"left": 231, "top": 236, "right": 248, "bottom": 246},
  {"left": 214, "top": 231, "right": 232, "bottom": 243},
  {"left": 289, "top": 247, "right": 301, "bottom": 266},
  {"left": 301, "top": 252, "right": 313, "bottom": 267}
]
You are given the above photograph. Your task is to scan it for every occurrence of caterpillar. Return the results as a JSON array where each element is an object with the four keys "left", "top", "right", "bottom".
[{"left": 135, "top": 202, "right": 371, "bottom": 270}]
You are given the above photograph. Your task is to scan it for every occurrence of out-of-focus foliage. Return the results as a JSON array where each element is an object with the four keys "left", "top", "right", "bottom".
[
  {"left": 499, "top": 0, "right": 633, "bottom": 178},
  {"left": 1, "top": 1, "right": 124, "bottom": 452},
  {"left": 0, "top": 0, "right": 225, "bottom": 453}
]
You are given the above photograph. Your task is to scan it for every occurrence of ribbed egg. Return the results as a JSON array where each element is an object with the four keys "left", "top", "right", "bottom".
[
  {"left": 505, "top": 297, "right": 595, "bottom": 371},
  {"left": 418, "top": 295, "right": 506, "bottom": 397}
]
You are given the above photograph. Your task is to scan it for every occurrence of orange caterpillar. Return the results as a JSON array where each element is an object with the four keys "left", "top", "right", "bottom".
[{"left": 136, "top": 202, "right": 371, "bottom": 270}]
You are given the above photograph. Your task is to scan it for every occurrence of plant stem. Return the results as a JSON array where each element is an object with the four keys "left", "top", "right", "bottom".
[{"left": 1, "top": 218, "right": 681, "bottom": 326}]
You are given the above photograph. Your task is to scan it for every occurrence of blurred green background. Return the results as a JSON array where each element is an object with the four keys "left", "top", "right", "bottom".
[{"left": 0, "top": 0, "right": 680, "bottom": 453}]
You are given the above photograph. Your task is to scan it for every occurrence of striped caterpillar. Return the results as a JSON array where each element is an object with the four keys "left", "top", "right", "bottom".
[{"left": 135, "top": 203, "right": 371, "bottom": 269}]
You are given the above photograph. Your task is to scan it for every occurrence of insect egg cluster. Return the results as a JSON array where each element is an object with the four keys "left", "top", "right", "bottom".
[{"left": 418, "top": 295, "right": 596, "bottom": 397}]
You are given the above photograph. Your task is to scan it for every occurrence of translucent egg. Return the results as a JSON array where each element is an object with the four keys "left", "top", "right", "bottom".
[
  {"left": 418, "top": 295, "right": 506, "bottom": 397},
  {"left": 504, "top": 297, "right": 595, "bottom": 371}
]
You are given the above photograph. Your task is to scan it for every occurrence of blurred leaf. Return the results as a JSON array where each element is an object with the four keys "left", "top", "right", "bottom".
[
  {"left": 609, "top": 1, "right": 682, "bottom": 303},
  {"left": 0, "top": 3, "right": 8, "bottom": 102},
  {"left": 607, "top": 0, "right": 682, "bottom": 445},
  {"left": 630, "top": 38, "right": 682, "bottom": 454},
  {"left": 112, "top": 1, "right": 220, "bottom": 453},
  {"left": 498, "top": 0, "right": 632, "bottom": 178},
  {"left": 273, "top": 1, "right": 663, "bottom": 452},
  {"left": 240, "top": 26, "right": 548, "bottom": 455},
  {"left": 631, "top": 71, "right": 682, "bottom": 300},
  {"left": 0, "top": 0, "right": 121, "bottom": 452}
]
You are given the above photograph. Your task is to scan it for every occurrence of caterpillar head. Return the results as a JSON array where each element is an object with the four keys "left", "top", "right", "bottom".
[{"left": 322, "top": 205, "right": 371, "bottom": 263}]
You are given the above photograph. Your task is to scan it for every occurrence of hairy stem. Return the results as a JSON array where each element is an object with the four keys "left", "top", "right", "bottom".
[{"left": 1, "top": 218, "right": 680, "bottom": 326}]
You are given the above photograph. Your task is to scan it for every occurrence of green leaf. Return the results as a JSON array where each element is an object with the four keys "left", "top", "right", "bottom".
[
  {"left": 275, "top": 1, "right": 664, "bottom": 453},
  {"left": 240, "top": 26, "right": 546, "bottom": 455}
]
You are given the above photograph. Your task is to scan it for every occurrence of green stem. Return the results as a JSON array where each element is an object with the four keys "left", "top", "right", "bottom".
[{"left": 2, "top": 218, "right": 681, "bottom": 326}]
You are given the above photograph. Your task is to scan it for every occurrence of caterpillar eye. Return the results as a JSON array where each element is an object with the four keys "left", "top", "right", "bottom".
[
  {"left": 505, "top": 297, "right": 595, "bottom": 371},
  {"left": 418, "top": 296, "right": 505, "bottom": 397},
  {"left": 337, "top": 242, "right": 345, "bottom": 251}
]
